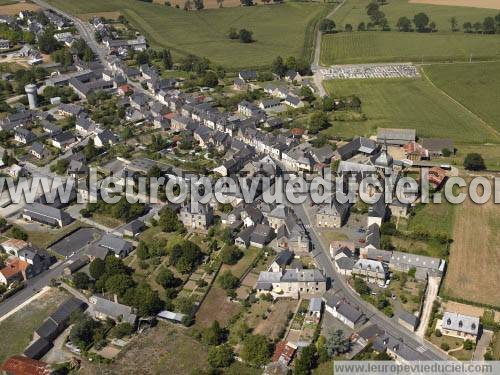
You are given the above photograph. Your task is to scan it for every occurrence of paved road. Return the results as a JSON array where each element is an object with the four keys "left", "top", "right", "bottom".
[{"left": 291, "top": 199, "right": 451, "bottom": 361}]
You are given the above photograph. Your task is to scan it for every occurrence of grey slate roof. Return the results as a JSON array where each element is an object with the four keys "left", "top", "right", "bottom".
[
  {"left": 90, "top": 295, "right": 137, "bottom": 325},
  {"left": 97, "top": 234, "right": 133, "bottom": 257},
  {"left": 336, "top": 301, "right": 364, "bottom": 324},
  {"left": 23, "top": 203, "right": 73, "bottom": 226},
  {"left": 441, "top": 312, "right": 479, "bottom": 335}
]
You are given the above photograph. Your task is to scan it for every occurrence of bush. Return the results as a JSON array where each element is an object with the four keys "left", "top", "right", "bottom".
[
  {"left": 11, "top": 226, "right": 28, "bottom": 241},
  {"left": 464, "top": 153, "right": 486, "bottom": 171},
  {"left": 111, "top": 322, "right": 134, "bottom": 339},
  {"left": 219, "top": 246, "right": 243, "bottom": 265},
  {"left": 463, "top": 339, "right": 474, "bottom": 350},
  {"left": 218, "top": 270, "right": 239, "bottom": 290},
  {"left": 435, "top": 329, "right": 442, "bottom": 337},
  {"left": 440, "top": 343, "right": 450, "bottom": 351}
]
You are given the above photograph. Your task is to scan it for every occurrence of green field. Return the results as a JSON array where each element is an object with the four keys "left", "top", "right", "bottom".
[
  {"left": 423, "top": 62, "right": 500, "bottom": 132},
  {"left": 46, "top": 0, "right": 330, "bottom": 69},
  {"left": 331, "top": 0, "right": 498, "bottom": 31},
  {"left": 321, "top": 0, "right": 500, "bottom": 64},
  {"left": 321, "top": 31, "right": 500, "bottom": 64},
  {"left": 322, "top": 78, "right": 500, "bottom": 143}
]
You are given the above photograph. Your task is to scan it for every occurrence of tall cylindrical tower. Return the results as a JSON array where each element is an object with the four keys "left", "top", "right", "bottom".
[{"left": 25, "top": 84, "right": 38, "bottom": 110}]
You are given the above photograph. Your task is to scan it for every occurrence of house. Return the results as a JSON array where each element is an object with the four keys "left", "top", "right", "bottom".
[
  {"left": 371, "top": 331, "right": 427, "bottom": 364},
  {"left": 121, "top": 220, "right": 145, "bottom": 238},
  {"left": 42, "top": 122, "right": 62, "bottom": 135},
  {"left": 259, "top": 99, "right": 282, "bottom": 111},
  {"left": 308, "top": 297, "right": 322, "bottom": 321},
  {"left": 271, "top": 341, "right": 297, "bottom": 366},
  {"left": 34, "top": 298, "right": 86, "bottom": 342},
  {"left": 23, "top": 203, "right": 73, "bottom": 228},
  {"left": 267, "top": 204, "right": 291, "bottom": 231},
  {"left": 284, "top": 94, "right": 304, "bottom": 109},
  {"left": 333, "top": 246, "right": 355, "bottom": 276},
  {"left": 7, "top": 164, "right": 25, "bottom": 178},
  {"left": 118, "top": 84, "right": 133, "bottom": 96},
  {"left": 330, "top": 241, "right": 355, "bottom": 258},
  {"left": 398, "top": 310, "right": 419, "bottom": 332},
  {"left": 352, "top": 258, "right": 388, "bottom": 285},
  {"left": 0, "top": 356, "right": 52, "bottom": 375},
  {"left": 439, "top": 312, "right": 480, "bottom": 342},
  {"left": 316, "top": 199, "right": 349, "bottom": 228},
  {"left": 389, "top": 198, "right": 410, "bottom": 219},
  {"left": 179, "top": 202, "right": 214, "bottom": 232},
  {"left": 14, "top": 128, "right": 36, "bottom": 144},
  {"left": 323, "top": 293, "right": 364, "bottom": 329},
  {"left": 89, "top": 295, "right": 137, "bottom": 325},
  {"left": 389, "top": 251, "right": 445, "bottom": 280},
  {"left": 238, "top": 100, "right": 261, "bottom": 117},
  {"left": 29, "top": 142, "right": 50, "bottom": 160},
  {"left": 0, "top": 258, "right": 29, "bottom": 285},
  {"left": 58, "top": 103, "right": 85, "bottom": 117},
  {"left": 51, "top": 131, "right": 75, "bottom": 150},
  {"left": 421, "top": 138, "right": 454, "bottom": 157},
  {"left": 367, "top": 197, "right": 388, "bottom": 227},
  {"left": 23, "top": 338, "right": 53, "bottom": 360},
  {"left": 275, "top": 216, "right": 310, "bottom": 255},
  {"left": 377, "top": 128, "right": 416, "bottom": 146},
  {"left": 63, "top": 257, "right": 89, "bottom": 275},
  {"left": 96, "top": 234, "right": 133, "bottom": 258},
  {"left": 1, "top": 238, "right": 28, "bottom": 256},
  {"left": 268, "top": 250, "right": 294, "bottom": 272},
  {"left": 285, "top": 70, "right": 302, "bottom": 82},
  {"left": 75, "top": 116, "right": 96, "bottom": 135},
  {"left": 403, "top": 141, "right": 428, "bottom": 161},
  {"left": 255, "top": 268, "right": 327, "bottom": 299},
  {"left": 94, "top": 129, "right": 118, "bottom": 148},
  {"left": 249, "top": 224, "right": 275, "bottom": 248},
  {"left": 238, "top": 70, "right": 257, "bottom": 82},
  {"left": 428, "top": 166, "right": 447, "bottom": 187},
  {"left": 67, "top": 159, "right": 88, "bottom": 179},
  {"left": 233, "top": 77, "right": 247, "bottom": 91}
]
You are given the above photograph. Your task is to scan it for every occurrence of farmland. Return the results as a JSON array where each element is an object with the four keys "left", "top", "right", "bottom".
[
  {"left": 322, "top": 78, "right": 500, "bottom": 143},
  {"left": 46, "top": 0, "right": 330, "bottom": 69},
  {"left": 442, "top": 195, "right": 500, "bottom": 308},
  {"left": 321, "top": 0, "right": 500, "bottom": 64},
  {"left": 320, "top": 32, "right": 500, "bottom": 65},
  {"left": 423, "top": 61, "right": 500, "bottom": 133}
]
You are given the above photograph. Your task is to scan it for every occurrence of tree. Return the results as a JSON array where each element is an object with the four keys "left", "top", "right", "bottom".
[
  {"left": 122, "top": 283, "right": 163, "bottom": 316},
  {"left": 73, "top": 272, "right": 90, "bottom": 290},
  {"left": 441, "top": 148, "right": 452, "bottom": 157},
  {"left": 370, "top": 10, "right": 386, "bottom": 26},
  {"left": 463, "top": 22, "right": 472, "bottom": 33},
  {"left": 84, "top": 137, "right": 99, "bottom": 160},
  {"left": 463, "top": 339, "right": 474, "bottom": 350},
  {"left": 429, "top": 21, "right": 437, "bottom": 32},
  {"left": 240, "top": 0, "right": 253, "bottom": 5},
  {"left": 483, "top": 16, "right": 496, "bottom": 34},
  {"left": 239, "top": 29, "right": 253, "bottom": 43},
  {"left": 319, "top": 19, "right": 336, "bottom": 33},
  {"left": 136, "top": 50, "right": 150, "bottom": 65},
  {"left": 240, "top": 335, "right": 272, "bottom": 367},
  {"left": 220, "top": 246, "right": 243, "bottom": 265},
  {"left": 473, "top": 22, "right": 483, "bottom": 33},
  {"left": 227, "top": 27, "right": 238, "bottom": 39},
  {"left": 294, "top": 344, "right": 317, "bottom": 375},
  {"left": 105, "top": 274, "right": 135, "bottom": 296},
  {"left": 464, "top": 153, "right": 485, "bottom": 171},
  {"left": 105, "top": 256, "right": 130, "bottom": 276},
  {"left": 202, "top": 320, "right": 225, "bottom": 346},
  {"left": 308, "top": 111, "right": 329, "bottom": 134},
  {"left": 200, "top": 71, "right": 219, "bottom": 87},
  {"left": 354, "top": 278, "right": 370, "bottom": 295},
  {"left": 413, "top": 12, "right": 430, "bottom": 32},
  {"left": 161, "top": 49, "right": 173, "bottom": 69},
  {"left": 156, "top": 267, "right": 181, "bottom": 289},
  {"left": 159, "top": 207, "right": 183, "bottom": 232},
  {"left": 358, "top": 22, "right": 366, "bottom": 31},
  {"left": 218, "top": 270, "right": 239, "bottom": 290},
  {"left": 69, "top": 316, "right": 99, "bottom": 350},
  {"left": 170, "top": 241, "right": 203, "bottom": 273},
  {"left": 397, "top": 17, "right": 412, "bottom": 32},
  {"left": 441, "top": 342, "right": 450, "bottom": 351},
  {"left": 208, "top": 344, "right": 234, "bottom": 368},
  {"left": 89, "top": 258, "right": 106, "bottom": 280},
  {"left": 271, "top": 56, "right": 286, "bottom": 77},
  {"left": 193, "top": 0, "right": 204, "bottom": 10},
  {"left": 111, "top": 322, "right": 133, "bottom": 339},
  {"left": 344, "top": 23, "right": 353, "bottom": 32},
  {"left": 324, "top": 329, "right": 350, "bottom": 357},
  {"left": 38, "top": 31, "right": 59, "bottom": 53},
  {"left": 300, "top": 86, "right": 315, "bottom": 103},
  {"left": 11, "top": 226, "right": 27, "bottom": 241},
  {"left": 450, "top": 16, "right": 458, "bottom": 31},
  {"left": 366, "top": 2, "right": 379, "bottom": 16}
]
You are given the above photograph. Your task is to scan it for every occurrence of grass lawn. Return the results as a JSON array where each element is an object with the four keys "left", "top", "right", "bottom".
[
  {"left": 432, "top": 143, "right": 500, "bottom": 171},
  {"left": 442, "top": 196, "right": 500, "bottom": 307},
  {"left": 81, "top": 322, "right": 209, "bottom": 374},
  {"left": 195, "top": 285, "right": 241, "bottom": 328},
  {"left": 450, "top": 348, "right": 474, "bottom": 360},
  {"left": 429, "top": 331, "right": 463, "bottom": 351},
  {"left": 90, "top": 213, "right": 123, "bottom": 228},
  {"left": 319, "top": 229, "right": 349, "bottom": 244},
  {"left": 330, "top": 0, "right": 498, "bottom": 32},
  {"left": 398, "top": 200, "right": 456, "bottom": 239},
  {"left": 46, "top": 0, "right": 330, "bottom": 69},
  {"left": 224, "top": 361, "right": 262, "bottom": 375},
  {"left": 322, "top": 78, "right": 500, "bottom": 143},
  {"left": 321, "top": 31, "right": 500, "bottom": 65},
  {"left": 423, "top": 62, "right": 500, "bottom": 133},
  {"left": 220, "top": 246, "right": 262, "bottom": 280},
  {"left": 0, "top": 287, "right": 69, "bottom": 364},
  {"left": 13, "top": 221, "right": 83, "bottom": 249}
]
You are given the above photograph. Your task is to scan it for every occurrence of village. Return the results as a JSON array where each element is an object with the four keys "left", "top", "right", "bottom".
[{"left": 0, "top": 3, "right": 498, "bottom": 375}]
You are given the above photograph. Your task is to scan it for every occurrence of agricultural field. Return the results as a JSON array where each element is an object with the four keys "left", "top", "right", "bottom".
[
  {"left": 0, "top": 1, "right": 41, "bottom": 15},
  {"left": 442, "top": 194, "right": 500, "bottom": 308},
  {"left": 0, "top": 288, "right": 69, "bottom": 364},
  {"left": 46, "top": 0, "right": 330, "bottom": 69},
  {"left": 322, "top": 78, "right": 500, "bottom": 143},
  {"left": 321, "top": 0, "right": 500, "bottom": 64},
  {"left": 321, "top": 32, "right": 500, "bottom": 65},
  {"left": 410, "top": 0, "right": 500, "bottom": 10},
  {"left": 423, "top": 62, "right": 500, "bottom": 133}
]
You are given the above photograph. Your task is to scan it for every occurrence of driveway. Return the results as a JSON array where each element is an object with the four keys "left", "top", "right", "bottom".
[
  {"left": 416, "top": 276, "right": 441, "bottom": 337},
  {"left": 473, "top": 330, "right": 493, "bottom": 360}
]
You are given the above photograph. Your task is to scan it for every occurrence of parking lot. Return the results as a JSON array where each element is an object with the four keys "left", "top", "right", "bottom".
[{"left": 322, "top": 63, "right": 419, "bottom": 80}]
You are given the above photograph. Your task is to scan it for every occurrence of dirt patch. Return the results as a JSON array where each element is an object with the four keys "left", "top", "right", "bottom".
[
  {"left": 153, "top": 0, "right": 243, "bottom": 9},
  {"left": 80, "top": 322, "right": 208, "bottom": 375},
  {"left": 442, "top": 194, "right": 500, "bottom": 307},
  {"left": 253, "top": 299, "right": 297, "bottom": 340},
  {"left": 0, "top": 2, "right": 41, "bottom": 15},
  {"left": 77, "top": 11, "right": 122, "bottom": 21},
  {"left": 195, "top": 286, "right": 241, "bottom": 328},
  {"left": 409, "top": 0, "right": 500, "bottom": 10},
  {"left": 443, "top": 301, "right": 500, "bottom": 321}
]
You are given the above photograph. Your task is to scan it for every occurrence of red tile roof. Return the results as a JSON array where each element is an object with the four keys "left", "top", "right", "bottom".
[
  {"left": 0, "top": 356, "right": 52, "bottom": 375},
  {"left": 0, "top": 258, "right": 29, "bottom": 279},
  {"left": 271, "top": 341, "right": 296, "bottom": 365}
]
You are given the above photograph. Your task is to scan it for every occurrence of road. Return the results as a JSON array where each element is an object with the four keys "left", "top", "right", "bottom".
[
  {"left": 291, "top": 199, "right": 451, "bottom": 360},
  {"left": 312, "top": 0, "right": 347, "bottom": 97}
]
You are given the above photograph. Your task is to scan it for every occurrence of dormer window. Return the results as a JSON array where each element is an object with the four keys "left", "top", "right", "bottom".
[
  {"left": 447, "top": 318, "right": 451, "bottom": 325},
  {"left": 471, "top": 323, "right": 476, "bottom": 330},
  {"left": 458, "top": 321, "right": 463, "bottom": 328}
]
